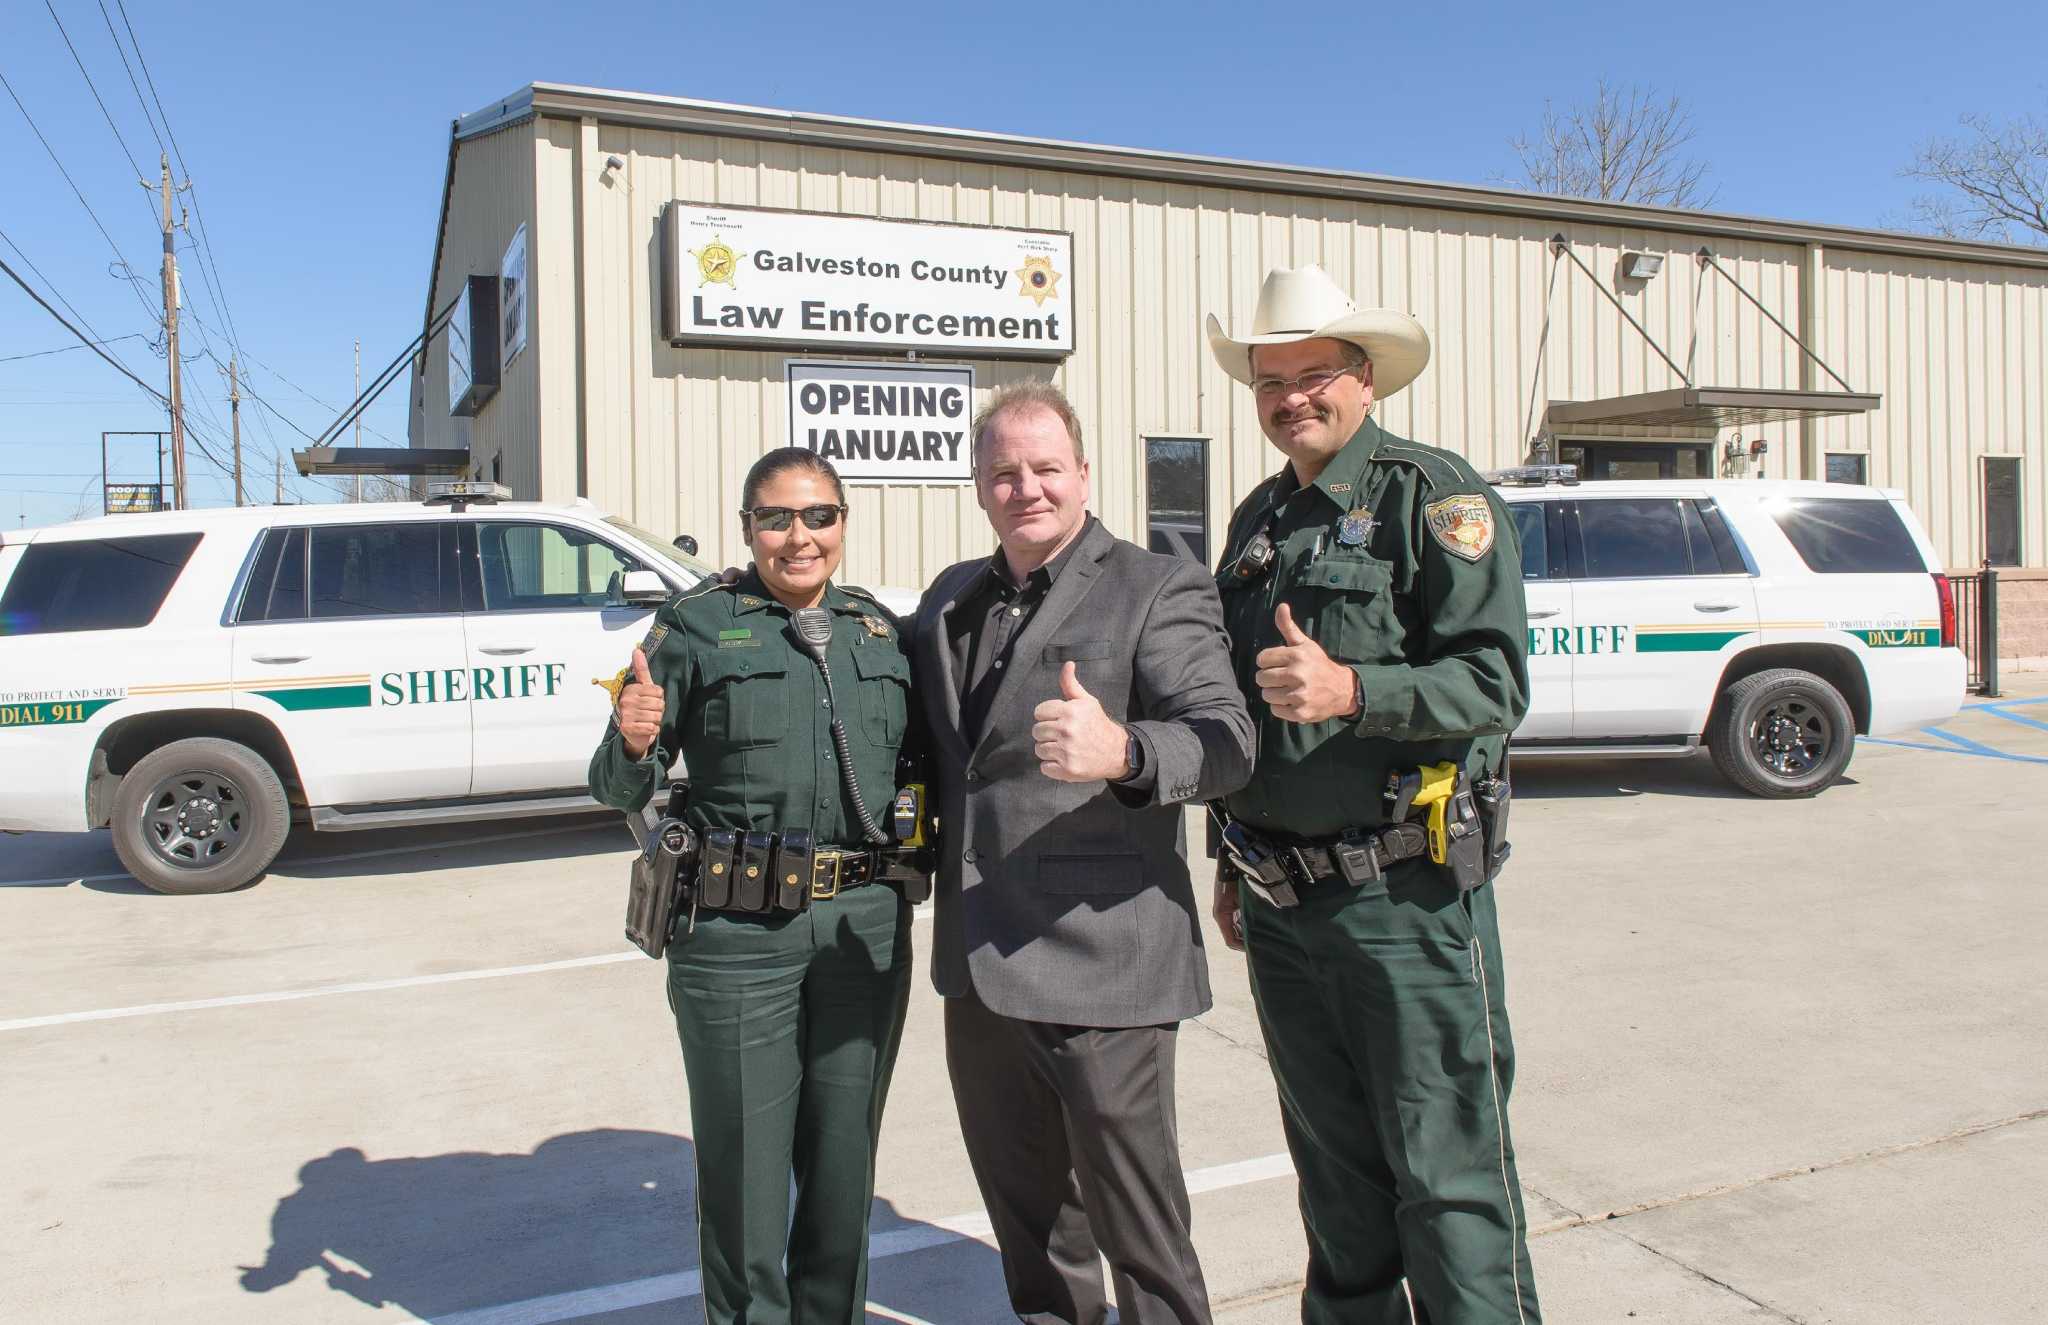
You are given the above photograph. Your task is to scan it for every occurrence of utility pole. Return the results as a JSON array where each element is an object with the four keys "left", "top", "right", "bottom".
[
  {"left": 228, "top": 356, "right": 244, "bottom": 506},
  {"left": 274, "top": 454, "right": 283, "bottom": 504},
  {"left": 155, "top": 154, "right": 188, "bottom": 510},
  {"left": 351, "top": 338, "right": 362, "bottom": 503}
]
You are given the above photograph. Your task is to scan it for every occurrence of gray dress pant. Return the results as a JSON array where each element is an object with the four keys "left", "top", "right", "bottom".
[{"left": 944, "top": 986, "right": 1212, "bottom": 1325}]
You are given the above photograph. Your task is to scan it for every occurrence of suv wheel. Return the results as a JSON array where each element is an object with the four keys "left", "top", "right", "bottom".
[
  {"left": 110, "top": 738, "right": 290, "bottom": 894},
  {"left": 1708, "top": 668, "right": 1856, "bottom": 798}
]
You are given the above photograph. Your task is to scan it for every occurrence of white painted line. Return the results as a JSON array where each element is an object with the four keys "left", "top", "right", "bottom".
[
  {"left": 0, "top": 952, "right": 644, "bottom": 1033},
  {"left": 395, "top": 1151, "right": 1297, "bottom": 1325},
  {"left": 3, "top": 903, "right": 936, "bottom": 1032},
  {"left": 0, "top": 821, "right": 625, "bottom": 890}
]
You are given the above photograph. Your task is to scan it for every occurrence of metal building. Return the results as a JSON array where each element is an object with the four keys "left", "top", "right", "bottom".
[{"left": 405, "top": 83, "right": 2048, "bottom": 601}]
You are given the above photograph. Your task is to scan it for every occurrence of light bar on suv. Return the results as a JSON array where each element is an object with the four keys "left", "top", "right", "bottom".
[
  {"left": 424, "top": 481, "right": 512, "bottom": 506},
  {"left": 1485, "top": 464, "right": 1580, "bottom": 487}
]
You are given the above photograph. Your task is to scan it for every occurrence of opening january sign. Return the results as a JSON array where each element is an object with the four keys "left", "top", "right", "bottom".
[{"left": 786, "top": 360, "right": 976, "bottom": 484}]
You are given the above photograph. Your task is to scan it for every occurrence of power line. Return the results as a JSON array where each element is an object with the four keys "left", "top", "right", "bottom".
[
  {"left": 94, "top": 0, "right": 166, "bottom": 160},
  {"left": 44, "top": 0, "right": 150, "bottom": 208},
  {"left": 0, "top": 333, "right": 149, "bottom": 365},
  {"left": 0, "top": 248, "right": 167, "bottom": 405},
  {"left": 0, "top": 68, "right": 160, "bottom": 324}
]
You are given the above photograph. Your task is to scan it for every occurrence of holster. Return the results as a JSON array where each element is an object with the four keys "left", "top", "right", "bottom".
[
  {"left": 1472, "top": 757, "right": 1513, "bottom": 884},
  {"left": 624, "top": 812, "right": 698, "bottom": 960}
]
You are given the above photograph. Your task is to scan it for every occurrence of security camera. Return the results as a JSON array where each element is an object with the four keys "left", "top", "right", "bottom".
[{"left": 604, "top": 154, "right": 625, "bottom": 172}]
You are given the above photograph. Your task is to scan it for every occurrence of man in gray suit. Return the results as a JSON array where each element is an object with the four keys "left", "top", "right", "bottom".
[{"left": 912, "top": 382, "right": 1254, "bottom": 1325}]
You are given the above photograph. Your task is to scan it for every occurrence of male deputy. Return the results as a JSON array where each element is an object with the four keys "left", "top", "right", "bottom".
[
  {"left": 1204, "top": 267, "right": 1540, "bottom": 1324},
  {"left": 911, "top": 382, "right": 1254, "bottom": 1325}
]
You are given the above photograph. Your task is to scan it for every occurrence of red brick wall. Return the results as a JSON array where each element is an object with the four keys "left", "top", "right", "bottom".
[{"left": 1951, "top": 569, "right": 2048, "bottom": 670}]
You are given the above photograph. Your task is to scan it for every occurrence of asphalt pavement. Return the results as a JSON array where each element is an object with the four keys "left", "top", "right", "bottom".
[{"left": 5, "top": 679, "right": 2046, "bottom": 1324}]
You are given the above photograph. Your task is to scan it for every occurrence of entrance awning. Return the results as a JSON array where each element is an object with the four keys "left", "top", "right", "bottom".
[
  {"left": 1546, "top": 387, "right": 1881, "bottom": 431},
  {"left": 293, "top": 447, "right": 472, "bottom": 477}
]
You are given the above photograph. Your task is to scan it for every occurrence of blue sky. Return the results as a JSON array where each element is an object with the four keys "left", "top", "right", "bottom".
[{"left": 3, "top": 0, "right": 2043, "bottom": 527}]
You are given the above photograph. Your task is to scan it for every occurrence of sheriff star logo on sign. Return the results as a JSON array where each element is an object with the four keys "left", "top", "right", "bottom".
[{"left": 1425, "top": 494, "right": 1496, "bottom": 562}]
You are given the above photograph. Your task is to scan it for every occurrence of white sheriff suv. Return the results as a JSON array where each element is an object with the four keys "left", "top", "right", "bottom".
[
  {"left": 1495, "top": 469, "right": 1967, "bottom": 796},
  {"left": 0, "top": 484, "right": 723, "bottom": 894}
]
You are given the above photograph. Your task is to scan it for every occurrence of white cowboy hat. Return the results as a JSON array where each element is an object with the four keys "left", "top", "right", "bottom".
[{"left": 1206, "top": 265, "right": 1431, "bottom": 398}]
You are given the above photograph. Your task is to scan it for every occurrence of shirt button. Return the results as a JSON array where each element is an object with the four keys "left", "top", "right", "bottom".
[
  {"left": 994, "top": 660, "right": 1005, "bottom": 670},
  {"left": 966, "top": 769, "right": 979, "bottom": 782},
  {"left": 963, "top": 847, "right": 979, "bottom": 864},
  {"left": 1009, "top": 607, "right": 1022, "bottom": 617}
]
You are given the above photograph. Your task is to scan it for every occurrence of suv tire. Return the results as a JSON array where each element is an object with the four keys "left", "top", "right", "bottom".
[
  {"left": 110, "top": 738, "right": 290, "bottom": 894},
  {"left": 1709, "top": 668, "right": 1856, "bottom": 798}
]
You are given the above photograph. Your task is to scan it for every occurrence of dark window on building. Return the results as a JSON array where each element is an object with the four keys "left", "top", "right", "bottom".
[
  {"left": 1770, "top": 499, "right": 1927, "bottom": 574},
  {"left": 0, "top": 533, "right": 201, "bottom": 635},
  {"left": 1577, "top": 499, "right": 1695, "bottom": 578},
  {"left": 1985, "top": 457, "right": 2021, "bottom": 567},
  {"left": 1826, "top": 453, "right": 1868, "bottom": 485},
  {"left": 1145, "top": 437, "right": 1208, "bottom": 564},
  {"left": 310, "top": 524, "right": 446, "bottom": 618},
  {"left": 1509, "top": 502, "right": 1548, "bottom": 580},
  {"left": 476, "top": 522, "right": 640, "bottom": 611}
]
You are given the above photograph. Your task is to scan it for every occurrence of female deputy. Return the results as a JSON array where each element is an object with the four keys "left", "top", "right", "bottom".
[{"left": 589, "top": 447, "right": 924, "bottom": 1324}]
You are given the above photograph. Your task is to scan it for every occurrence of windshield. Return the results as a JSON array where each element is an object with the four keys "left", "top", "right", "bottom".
[{"left": 603, "top": 516, "right": 716, "bottom": 581}]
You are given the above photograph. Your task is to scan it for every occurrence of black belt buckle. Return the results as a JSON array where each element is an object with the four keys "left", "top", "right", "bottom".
[
  {"left": 775, "top": 830, "right": 814, "bottom": 911},
  {"left": 811, "top": 848, "right": 847, "bottom": 901}
]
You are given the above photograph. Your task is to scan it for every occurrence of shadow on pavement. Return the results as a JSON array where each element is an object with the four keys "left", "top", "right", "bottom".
[
  {"left": 237, "top": 1127, "right": 1001, "bottom": 1322},
  {"left": 1511, "top": 751, "right": 1856, "bottom": 801}
]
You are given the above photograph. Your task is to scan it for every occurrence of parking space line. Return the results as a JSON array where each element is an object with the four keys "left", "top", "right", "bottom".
[
  {"left": 1, "top": 907, "right": 937, "bottom": 1033},
  {"left": 401, "top": 1151, "right": 1297, "bottom": 1325},
  {"left": 1860, "top": 729, "right": 2048, "bottom": 765}
]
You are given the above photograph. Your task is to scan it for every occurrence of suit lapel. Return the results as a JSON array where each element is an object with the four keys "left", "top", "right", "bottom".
[
  {"left": 972, "top": 520, "right": 1113, "bottom": 758},
  {"left": 926, "top": 563, "right": 975, "bottom": 759}
]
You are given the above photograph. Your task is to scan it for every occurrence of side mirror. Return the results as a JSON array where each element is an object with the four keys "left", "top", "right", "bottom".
[
  {"left": 673, "top": 534, "right": 700, "bottom": 557},
  {"left": 615, "top": 569, "right": 670, "bottom": 608}
]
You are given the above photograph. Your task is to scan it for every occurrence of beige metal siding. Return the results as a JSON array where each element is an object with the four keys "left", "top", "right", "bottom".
[
  {"left": 415, "top": 122, "right": 539, "bottom": 494},
  {"left": 412, "top": 107, "right": 2042, "bottom": 581}
]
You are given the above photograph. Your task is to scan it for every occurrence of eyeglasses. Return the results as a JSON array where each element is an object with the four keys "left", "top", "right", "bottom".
[
  {"left": 1248, "top": 365, "right": 1365, "bottom": 398},
  {"left": 742, "top": 503, "right": 847, "bottom": 532}
]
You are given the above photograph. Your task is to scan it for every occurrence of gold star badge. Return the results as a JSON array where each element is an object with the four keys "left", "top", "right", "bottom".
[
  {"left": 691, "top": 235, "right": 745, "bottom": 288},
  {"left": 862, "top": 615, "right": 893, "bottom": 638},
  {"left": 1015, "top": 256, "right": 1061, "bottom": 307}
]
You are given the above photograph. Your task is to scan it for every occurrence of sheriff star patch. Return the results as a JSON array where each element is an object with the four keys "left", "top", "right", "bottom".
[{"left": 1425, "top": 494, "right": 1496, "bottom": 562}]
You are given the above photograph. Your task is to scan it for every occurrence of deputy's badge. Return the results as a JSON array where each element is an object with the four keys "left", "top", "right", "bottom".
[
  {"left": 1336, "top": 511, "right": 1375, "bottom": 546},
  {"left": 691, "top": 235, "right": 745, "bottom": 288},
  {"left": 1015, "top": 256, "right": 1062, "bottom": 307},
  {"left": 594, "top": 670, "right": 630, "bottom": 705},
  {"left": 861, "top": 615, "right": 892, "bottom": 638},
  {"left": 1425, "top": 495, "right": 1496, "bottom": 562}
]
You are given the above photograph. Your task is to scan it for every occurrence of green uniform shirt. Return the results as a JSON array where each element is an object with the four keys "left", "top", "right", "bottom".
[
  {"left": 1216, "top": 418, "right": 1530, "bottom": 839},
  {"left": 588, "top": 571, "right": 918, "bottom": 844}
]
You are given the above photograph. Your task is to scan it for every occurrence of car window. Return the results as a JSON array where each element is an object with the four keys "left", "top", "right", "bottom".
[
  {"left": 310, "top": 524, "right": 446, "bottom": 618},
  {"left": 1770, "top": 498, "right": 1927, "bottom": 574},
  {"left": 476, "top": 522, "right": 641, "bottom": 611},
  {"left": 1577, "top": 499, "right": 1694, "bottom": 579},
  {"left": 238, "top": 527, "right": 310, "bottom": 622},
  {"left": 1509, "top": 503, "right": 1548, "bottom": 580},
  {"left": 0, "top": 533, "right": 201, "bottom": 635}
]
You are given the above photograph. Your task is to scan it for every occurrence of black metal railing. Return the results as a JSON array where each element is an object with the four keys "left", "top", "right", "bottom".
[{"left": 1952, "top": 562, "right": 2001, "bottom": 696}]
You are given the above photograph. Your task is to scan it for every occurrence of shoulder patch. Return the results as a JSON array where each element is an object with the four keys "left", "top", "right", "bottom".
[{"left": 1425, "top": 494, "right": 1496, "bottom": 562}]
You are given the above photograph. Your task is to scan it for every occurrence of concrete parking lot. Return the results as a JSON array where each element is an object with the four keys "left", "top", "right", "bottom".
[{"left": 6, "top": 681, "right": 2047, "bottom": 1324}]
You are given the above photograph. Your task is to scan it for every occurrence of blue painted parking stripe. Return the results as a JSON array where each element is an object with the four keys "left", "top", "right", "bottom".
[
  {"left": 1980, "top": 706, "right": 2048, "bottom": 734},
  {"left": 1962, "top": 695, "right": 2048, "bottom": 712},
  {"left": 1860, "top": 729, "right": 2048, "bottom": 765}
]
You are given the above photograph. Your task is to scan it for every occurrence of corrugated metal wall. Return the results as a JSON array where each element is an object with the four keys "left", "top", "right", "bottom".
[{"left": 443, "top": 113, "right": 2046, "bottom": 582}]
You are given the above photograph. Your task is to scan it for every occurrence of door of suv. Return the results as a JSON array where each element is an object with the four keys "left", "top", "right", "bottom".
[
  {"left": 230, "top": 521, "right": 472, "bottom": 806},
  {"left": 1566, "top": 496, "right": 1759, "bottom": 740},
  {"left": 1507, "top": 498, "right": 1574, "bottom": 739},
  {"left": 461, "top": 519, "right": 657, "bottom": 797}
]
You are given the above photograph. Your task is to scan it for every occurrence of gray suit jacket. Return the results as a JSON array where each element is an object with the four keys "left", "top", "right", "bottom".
[{"left": 913, "top": 519, "right": 1254, "bottom": 1027}]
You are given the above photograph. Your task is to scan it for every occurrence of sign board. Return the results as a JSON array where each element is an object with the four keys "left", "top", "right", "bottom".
[
  {"left": 103, "top": 483, "right": 164, "bottom": 514},
  {"left": 447, "top": 274, "right": 500, "bottom": 418},
  {"left": 665, "top": 202, "right": 1072, "bottom": 359},
  {"left": 786, "top": 360, "right": 975, "bottom": 484},
  {"left": 500, "top": 224, "right": 528, "bottom": 369}
]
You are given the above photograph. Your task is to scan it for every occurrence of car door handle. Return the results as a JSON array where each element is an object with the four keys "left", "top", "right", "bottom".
[
  {"left": 251, "top": 653, "right": 310, "bottom": 665},
  {"left": 478, "top": 644, "right": 535, "bottom": 656},
  {"left": 1693, "top": 601, "right": 1741, "bottom": 613},
  {"left": 1527, "top": 608, "right": 1561, "bottom": 619}
]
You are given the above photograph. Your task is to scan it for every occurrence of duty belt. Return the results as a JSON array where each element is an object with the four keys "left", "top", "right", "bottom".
[{"left": 1213, "top": 810, "right": 1431, "bottom": 908}]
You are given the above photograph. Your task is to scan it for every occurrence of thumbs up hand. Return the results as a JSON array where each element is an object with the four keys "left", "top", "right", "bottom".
[
  {"left": 618, "top": 646, "right": 668, "bottom": 759},
  {"left": 1255, "top": 603, "right": 1361, "bottom": 725},
  {"left": 1032, "top": 660, "right": 1131, "bottom": 782}
]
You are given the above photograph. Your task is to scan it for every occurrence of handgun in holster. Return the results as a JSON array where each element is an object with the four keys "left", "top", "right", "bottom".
[
  {"left": 1387, "top": 761, "right": 1488, "bottom": 893},
  {"left": 884, "top": 780, "right": 936, "bottom": 903},
  {"left": 1210, "top": 808, "right": 1302, "bottom": 908},
  {"left": 624, "top": 780, "right": 699, "bottom": 959}
]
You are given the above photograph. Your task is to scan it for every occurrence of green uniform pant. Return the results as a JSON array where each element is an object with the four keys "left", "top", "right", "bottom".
[
  {"left": 665, "top": 882, "right": 913, "bottom": 1325},
  {"left": 1241, "top": 864, "right": 1540, "bottom": 1325}
]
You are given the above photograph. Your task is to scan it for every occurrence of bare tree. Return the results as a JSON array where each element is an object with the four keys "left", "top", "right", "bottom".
[
  {"left": 1508, "top": 81, "right": 1715, "bottom": 209},
  {"left": 1903, "top": 113, "right": 2048, "bottom": 245}
]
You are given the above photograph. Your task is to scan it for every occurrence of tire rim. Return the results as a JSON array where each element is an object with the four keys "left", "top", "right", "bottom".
[
  {"left": 140, "top": 770, "right": 248, "bottom": 871},
  {"left": 1750, "top": 694, "right": 1832, "bottom": 780}
]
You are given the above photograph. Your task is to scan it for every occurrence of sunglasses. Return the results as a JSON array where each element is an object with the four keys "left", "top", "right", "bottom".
[{"left": 742, "top": 503, "right": 847, "bottom": 532}]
